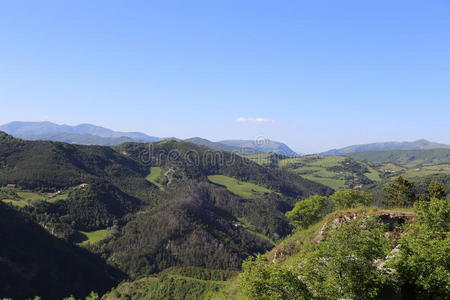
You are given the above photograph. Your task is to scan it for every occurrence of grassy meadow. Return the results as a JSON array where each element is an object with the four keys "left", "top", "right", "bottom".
[{"left": 207, "top": 175, "right": 273, "bottom": 199}]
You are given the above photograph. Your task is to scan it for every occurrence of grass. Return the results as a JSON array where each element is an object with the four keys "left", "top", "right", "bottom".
[
  {"left": 366, "top": 166, "right": 382, "bottom": 182},
  {"left": 279, "top": 156, "right": 364, "bottom": 190},
  {"left": 146, "top": 167, "right": 164, "bottom": 188},
  {"left": 402, "top": 164, "right": 450, "bottom": 178},
  {"left": 301, "top": 175, "right": 346, "bottom": 191},
  {"left": 76, "top": 229, "right": 110, "bottom": 246},
  {"left": 1, "top": 189, "right": 68, "bottom": 207},
  {"left": 16, "top": 191, "right": 46, "bottom": 201},
  {"left": 207, "top": 175, "right": 274, "bottom": 199},
  {"left": 103, "top": 274, "right": 227, "bottom": 300},
  {"left": 2, "top": 199, "right": 30, "bottom": 207}
]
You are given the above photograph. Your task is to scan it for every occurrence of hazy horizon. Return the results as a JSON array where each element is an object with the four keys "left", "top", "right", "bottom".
[
  {"left": 2, "top": 119, "right": 450, "bottom": 154},
  {"left": 1, "top": 1, "right": 449, "bottom": 152}
]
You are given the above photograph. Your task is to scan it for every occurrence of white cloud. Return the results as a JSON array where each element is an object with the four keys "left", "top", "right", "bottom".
[{"left": 235, "top": 117, "right": 276, "bottom": 125}]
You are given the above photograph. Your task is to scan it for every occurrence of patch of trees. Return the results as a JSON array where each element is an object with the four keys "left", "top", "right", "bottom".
[
  {"left": 286, "top": 190, "right": 373, "bottom": 229},
  {"left": 20, "top": 182, "right": 141, "bottom": 234},
  {"left": 383, "top": 176, "right": 447, "bottom": 207}
]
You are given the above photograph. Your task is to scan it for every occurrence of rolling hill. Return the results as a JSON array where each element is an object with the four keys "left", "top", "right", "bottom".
[
  {"left": 320, "top": 139, "right": 450, "bottom": 156},
  {"left": 244, "top": 153, "right": 384, "bottom": 190},
  {"left": 348, "top": 148, "right": 450, "bottom": 168}
]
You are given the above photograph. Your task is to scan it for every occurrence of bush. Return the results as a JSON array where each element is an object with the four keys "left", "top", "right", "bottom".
[
  {"left": 285, "top": 195, "right": 331, "bottom": 229},
  {"left": 240, "top": 255, "right": 311, "bottom": 300},
  {"left": 330, "top": 189, "right": 372, "bottom": 209},
  {"left": 392, "top": 198, "right": 450, "bottom": 298}
]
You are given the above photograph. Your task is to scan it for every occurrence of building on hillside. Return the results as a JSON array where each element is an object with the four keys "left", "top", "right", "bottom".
[{"left": 6, "top": 184, "right": 16, "bottom": 188}]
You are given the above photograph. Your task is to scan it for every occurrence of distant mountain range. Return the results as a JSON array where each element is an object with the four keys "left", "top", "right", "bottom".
[
  {"left": 320, "top": 139, "right": 450, "bottom": 156},
  {"left": 0, "top": 121, "right": 160, "bottom": 145},
  {"left": 219, "top": 139, "right": 298, "bottom": 156},
  {"left": 348, "top": 148, "right": 450, "bottom": 168},
  {"left": 184, "top": 137, "right": 260, "bottom": 154},
  {"left": 185, "top": 137, "right": 298, "bottom": 156},
  {"left": 0, "top": 121, "right": 298, "bottom": 156}
]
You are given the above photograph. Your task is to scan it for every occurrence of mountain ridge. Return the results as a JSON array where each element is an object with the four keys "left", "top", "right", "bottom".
[
  {"left": 219, "top": 139, "right": 298, "bottom": 156},
  {"left": 0, "top": 121, "right": 160, "bottom": 144},
  {"left": 0, "top": 121, "right": 298, "bottom": 156},
  {"left": 320, "top": 139, "right": 450, "bottom": 156}
]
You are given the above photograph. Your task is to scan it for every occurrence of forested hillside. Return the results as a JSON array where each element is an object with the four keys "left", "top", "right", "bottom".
[
  {"left": 0, "top": 202, "right": 123, "bottom": 300},
  {"left": 0, "top": 132, "right": 331, "bottom": 299}
]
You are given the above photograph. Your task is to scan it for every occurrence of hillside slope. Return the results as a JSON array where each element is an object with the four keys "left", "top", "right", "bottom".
[{"left": 0, "top": 202, "right": 122, "bottom": 300}]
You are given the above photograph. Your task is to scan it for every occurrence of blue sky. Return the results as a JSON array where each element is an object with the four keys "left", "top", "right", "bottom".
[{"left": 0, "top": 0, "right": 449, "bottom": 153}]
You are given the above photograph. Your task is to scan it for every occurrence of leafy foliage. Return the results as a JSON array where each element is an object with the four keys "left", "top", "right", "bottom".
[
  {"left": 392, "top": 197, "right": 450, "bottom": 299},
  {"left": 301, "top": 216, "right": 392, "bottom": 300},
  {"left": 285, "top": 195, "right": 331, "bottom": 229},
  {"left": 240, "top": 255, "right": 311, "bottom": 300},
  {"left": 383, "top": 176, "right": 416, "bottom": 207},
  {"left": 330, "top": 189, "right": 372, "bottom": 209},
  {"left": 240, "top": 215, "right": 394, "bottom": 300},
  {"left": 426, "top": 180, "right": 447, "bottom": 200}
]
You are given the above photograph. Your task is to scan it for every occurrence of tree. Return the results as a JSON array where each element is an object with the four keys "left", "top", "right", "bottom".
[
  {"left": 414, "top": 197, "right": 450, "bottom": 232},
  {"left": 330, "top": 189, "right": 372, "bottom": 209},
  {"left": 383, "top": 176, "right": 416, "bottom": 207},
  {"left": 240, "top": 255, "right": 311, "bottom": 300},
  {"left": 392, "top": 197, "right": 450, "bottom": 298},
  {"left": 302, "top": 216, "right": 392, "bottom": 300},
  {"left": 426, "top": 180, "right": 446, "bottom": 200},
  {"left": 285, "top": 195, "right": 331, "bottom": 229}
]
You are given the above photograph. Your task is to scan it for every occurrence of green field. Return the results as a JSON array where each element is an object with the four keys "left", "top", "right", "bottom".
[
  {"left": 146, "top": 167, "right": 164, "bottom": 188},
  {"left": 402, "top": 163, "right": 450, "bottom": 178},
  {"left": 1, "top": 189, "right": 68, "bottom": 207},
  {"left": 278, "top": 155, "right": 378, "bottom": 190},
  {"left": 207, "top": 175, "right": 273, "bottom": 199},
  {"left": 246, "top": 153, "right": 450, "bottom": 191},
  {"left": 77, "top": 229, "right": 110, "bottom": 246},
  {"left": 103, "top": 274, "right": 226, "bottom": 300}
]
